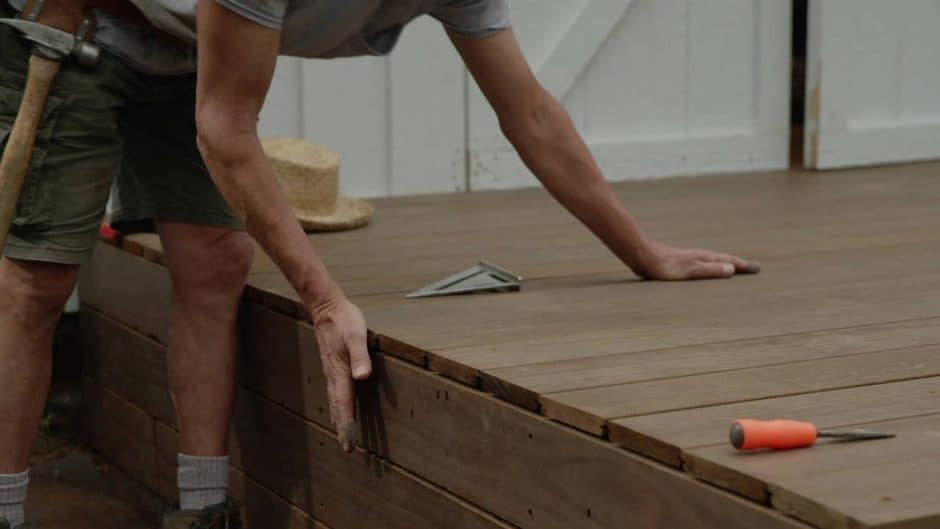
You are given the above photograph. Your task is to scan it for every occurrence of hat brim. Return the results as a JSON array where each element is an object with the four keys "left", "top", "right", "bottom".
[{"left": 295, "top": 196, "right": 374, "bottom": 232}]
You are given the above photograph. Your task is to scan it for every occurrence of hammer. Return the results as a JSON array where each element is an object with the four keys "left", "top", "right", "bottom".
[{"left": 0, "top": 16, "right": 99, "bottom": 250}]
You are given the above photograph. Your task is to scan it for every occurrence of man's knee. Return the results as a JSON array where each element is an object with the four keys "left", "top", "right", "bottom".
[
  {"left": 0, "top": 258, "right": 78, "bottom": 323},
  {"left": 169, "top": 230, "right": 254, "bottom": 297}
]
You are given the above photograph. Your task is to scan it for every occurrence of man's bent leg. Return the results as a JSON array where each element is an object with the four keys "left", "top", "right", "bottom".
[
  {"left": 0, "top": 258, "right": 78, "bottom": 525},
  {"left": 157, "top": 221, "right": 253, "bottom": 510}
]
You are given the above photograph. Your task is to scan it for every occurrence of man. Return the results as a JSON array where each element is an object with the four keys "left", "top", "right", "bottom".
[{"left": 0, "top": 0, "right": 759, "bottom": 527}]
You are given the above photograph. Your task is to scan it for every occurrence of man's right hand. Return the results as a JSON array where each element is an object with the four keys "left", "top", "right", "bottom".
[{"left": 310, "top": 295, "right": 373, "bottom": 453}]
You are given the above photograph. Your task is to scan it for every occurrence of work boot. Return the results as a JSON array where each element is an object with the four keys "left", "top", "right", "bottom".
[
  {"left": 161, "top": 499, "right": 241, "bottom": 529},
  {"left": 0, "top": 519, "right": 30, "bottom": 529}
]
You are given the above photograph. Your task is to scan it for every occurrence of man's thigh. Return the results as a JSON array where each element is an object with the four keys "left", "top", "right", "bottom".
[{"left": 0, "top": 3, "right": 125, "bottom": 265}]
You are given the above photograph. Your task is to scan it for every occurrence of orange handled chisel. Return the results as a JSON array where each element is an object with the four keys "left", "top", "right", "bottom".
[{"left": 729, "top": 419, "right": 895, "bottom": 451}]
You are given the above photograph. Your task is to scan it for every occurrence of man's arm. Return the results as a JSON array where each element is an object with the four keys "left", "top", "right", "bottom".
[
  {"left": 195, "top": 0, "right": 370, "bottom": 451},
  {"left": 449, "top": 29, "right": 759, "bottom": 280}
]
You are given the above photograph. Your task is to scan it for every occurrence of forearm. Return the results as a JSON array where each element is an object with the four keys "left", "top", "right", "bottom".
[
  {"left": 197, "top": 130, "right": 342, "bottom": 309},
  {"left": 503, "top": 95, "right": 652, "bottom": 271}
]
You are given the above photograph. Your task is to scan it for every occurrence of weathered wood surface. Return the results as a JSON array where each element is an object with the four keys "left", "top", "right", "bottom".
[
  {"left": 86, "top": 304, "right": 805, "bottom": 529},
  {"left": 540, "top": 344, "right": 940, "bottom": 435},
  {"left": 80, "top": 162, "right": 940, "bottom": 529},
  {"left": 85, "top": 380, "right": 333, "bottom": 529},
  {"left": 481, "top": 318, "right": 940, "bottom": 412},
  {"left": 81, "top": 379, "right": 159, "bottom": 493},
  {"left": 609, "top": 377, "right": 940, "bottom": 467},
  {"left": 238, "top": 304, "right": 808, "bottom": 529},
  {"left": 80, "top": 242, "right": 173, "bottom": 344},
  {"left": 81, "top": 307, "right": 175, "bottom": 424},
  {"left": 83, "top": 351, "right": 515, "bottom": 529},
  {"left": 684, "top": 413, "right": 940, "bottom": 529}
]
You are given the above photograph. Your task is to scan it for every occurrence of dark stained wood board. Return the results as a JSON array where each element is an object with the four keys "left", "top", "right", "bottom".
[
  {"left": 359, "top": 238, "right": 940, "bottom": 352},
  {"left": 229, "top": 387, "right": 518, "bottom": 529},
  {"left": 83, "top": 383, "right": 334, "bottom": 529},
  {"left": 231, "top": 471, "right": 333, "bottom": 529},
  {"left": 236, "top": 304, "right": 809, "bottom": 529},
  {"left": 80, "top": 379, "right": 159, "bottom": 493},
  {"left": 683, "top": 413, "right": 940, "bottom": 529},
  {"left": 154, "top": 415, "right": 333, "bottom": 529},
  {"left": 607, "top": 377, "right": 940, "bottom": 467},
  {"left": 539, "top": 343, "right": 940, "bottom": 435},
  {"left": 81, "top": 306, "right": 176, "bottom": 424},
  {"left": 477, "top": 318, "right": 940, "bottom": 410},
  {"left": 155, "top": 409, "right": 506, "bottom": 529},
  {"left": 79, "top": 242, "right": 174, "bottom": 345},
  {"left": 83, "top": 354, "right": 516, "bottom": 529},
  {"left": 359, "top": 237, "right": 940, "bottom": 391},
  {"left": 116, "top": 162, "right": 940, "bottom": 298},
  {"left": 84, "top": 303, "right": 808, "bottom": 529},
  {"left": 81, "top": 162, "right": 940, "bottom": 529}
]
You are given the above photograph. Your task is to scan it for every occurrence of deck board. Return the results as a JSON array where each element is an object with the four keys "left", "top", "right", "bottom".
[
  {"left": 478, "top": 318, "right": 940, "bottom": 411},
  {"left": 607, "top": 377, "right": 940, "bottom": 467},
  {"left": 684, "top": 413, "right": 940, "bottom": 529},
  {"left": 539, "top": 345, "right": 940, "bottom": 434},
  {"left": 98, "top": 162, "right": 940, "bottom": 528}
]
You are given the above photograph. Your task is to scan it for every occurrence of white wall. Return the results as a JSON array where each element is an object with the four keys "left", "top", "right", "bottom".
[
  {"left": 805, "top": 0, "right": 940, "bottom": 168},
  {"left": 260, "top": 0, "right": 794, "bottom": 198},
  {"left": 469, "top": 0, "right": 792, "bottom": 189},
  {"left": 259, "top": 17, "right": 466, "bottom": 198}
]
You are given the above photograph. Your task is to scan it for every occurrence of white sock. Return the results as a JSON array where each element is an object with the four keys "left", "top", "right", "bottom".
[
  {"left": 0, "top": 469, "right": 29, "bottom": 527},
  {"left": 177, "top": 454, "right": 229, "bottom": 511}
]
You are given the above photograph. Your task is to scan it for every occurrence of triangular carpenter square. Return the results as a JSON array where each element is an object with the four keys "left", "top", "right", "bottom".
[{"left": 405, "top": 260, "right": 522, "bottom": 299}]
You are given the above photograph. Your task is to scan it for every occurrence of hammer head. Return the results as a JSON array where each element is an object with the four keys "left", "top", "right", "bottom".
[{"left": 0, "top": 18, "right": 99, "bottom": 67}]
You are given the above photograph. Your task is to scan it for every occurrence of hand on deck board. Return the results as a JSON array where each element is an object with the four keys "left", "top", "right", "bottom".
[
  {"left": 632, "top": 240, "right": 761, "bottom": 281},
  {"left": 310, "top": 295, "right": 373, "bottom": 453}
]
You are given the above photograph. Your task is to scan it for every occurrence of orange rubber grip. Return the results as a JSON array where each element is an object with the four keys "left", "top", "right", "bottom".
[{"left": 730, "top": 419, "right": 818, "bottom": 450}]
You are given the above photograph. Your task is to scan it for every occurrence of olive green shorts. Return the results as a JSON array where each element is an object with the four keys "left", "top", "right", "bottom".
[{"left": 0, "top": 4, "right": 240, "bottom": 265}]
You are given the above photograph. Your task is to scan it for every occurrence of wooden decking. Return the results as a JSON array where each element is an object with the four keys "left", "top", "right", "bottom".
[{"left": 80, "top": 162, "right": 940, "bottom": 529}]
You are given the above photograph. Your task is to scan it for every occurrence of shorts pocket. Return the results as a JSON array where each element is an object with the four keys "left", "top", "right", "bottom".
[{"left": 0, "top": 83, "right": 65, "bottom": 228}]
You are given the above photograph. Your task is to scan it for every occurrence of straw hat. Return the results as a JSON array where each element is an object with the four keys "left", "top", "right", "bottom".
[{"left": 262, "top": 138, "right": 373, "bottom": 231}]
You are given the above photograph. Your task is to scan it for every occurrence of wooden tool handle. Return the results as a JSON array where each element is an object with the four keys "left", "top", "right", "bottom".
[
  {"left": 730, "top": 419, "right": 818, "bottom": 450},
  {"left": 0, "top": 54, "right": 61, "bottom": 251}
]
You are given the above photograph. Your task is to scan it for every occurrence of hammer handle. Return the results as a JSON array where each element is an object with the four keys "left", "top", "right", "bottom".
[{"left": 0, "top": 54, "right": 61, "bottom": 251}]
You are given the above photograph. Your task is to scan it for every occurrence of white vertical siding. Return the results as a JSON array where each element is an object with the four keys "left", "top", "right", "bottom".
[
  {"left": 260, "top": 0, "right": 795, "bottom": 197},
  {"left": 805, "top": 0, "right": 940, "bottom": 168},
  {"left": 260, "top": 18, "right": 464, "bottom": 199},
  {"left": 468, "top": 0, "right": 792, "bottom": 190}
]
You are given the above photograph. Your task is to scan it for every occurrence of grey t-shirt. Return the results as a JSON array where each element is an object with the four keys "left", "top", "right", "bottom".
[{"left": 7, "top": 0, "right": 510, "bottom": 75}]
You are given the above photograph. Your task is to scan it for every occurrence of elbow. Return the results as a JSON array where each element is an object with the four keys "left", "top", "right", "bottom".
[
  {"left": 498, "top": 90, "right": 568, "bottom": 149},
  {"left": 195, "top": 103, "right": 259, "bottom": 171}
]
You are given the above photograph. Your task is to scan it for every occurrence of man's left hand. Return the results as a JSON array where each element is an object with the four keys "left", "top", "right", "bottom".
[{"left": 634, "top": 240, "right": 761, "bottom": 281}]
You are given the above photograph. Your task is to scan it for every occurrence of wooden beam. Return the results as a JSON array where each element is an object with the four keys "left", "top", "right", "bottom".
[
  {"left": 81, "top": 379, "right": 159, "bottom": 493},
  {"left": 85, "top": 304, "right": 806, "bottom": 529},
  {"left": 237, "top": 304, "right": 807, "bottom": 529},
  {"left": 79, "top": 242, "right": 172, "bottom": 345},
  {"left": 230, "top": 387, "right": 515, "bottom": 529},
  {"left": 81, "top": 306, "right": 175, "bottom": 424}
]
